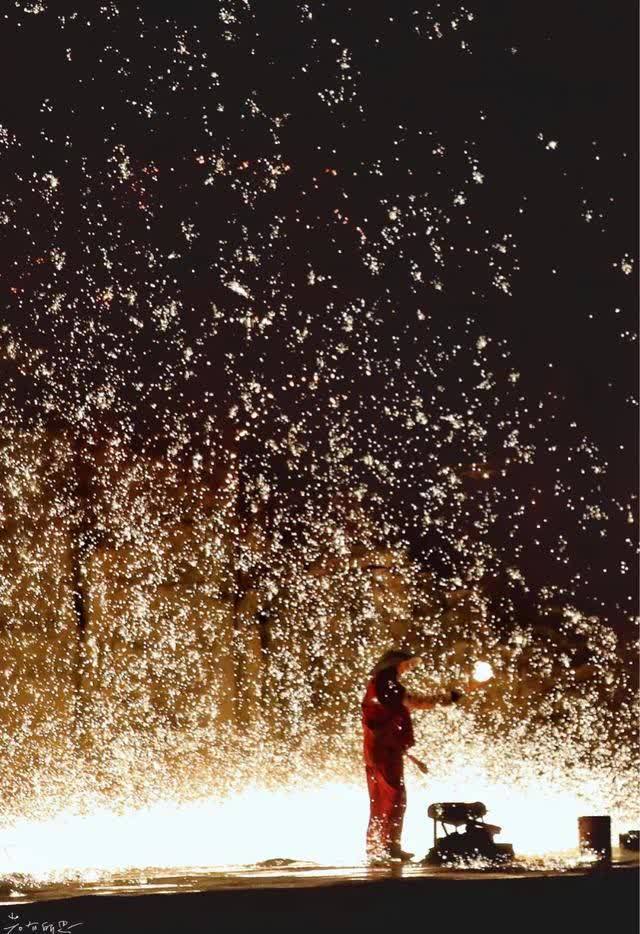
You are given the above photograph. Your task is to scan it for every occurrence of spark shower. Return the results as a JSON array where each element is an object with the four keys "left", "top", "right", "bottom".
[{"left": 0, "top": 1, "right": 636, "bottom": 879}]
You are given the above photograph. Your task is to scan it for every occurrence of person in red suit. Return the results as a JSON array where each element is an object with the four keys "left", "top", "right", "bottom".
[{"left": 361, "top": 649, "right": 463, "bottom": 863}]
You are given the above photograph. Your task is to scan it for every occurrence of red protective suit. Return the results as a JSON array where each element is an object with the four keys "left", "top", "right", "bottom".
[{"left": 362, "top": 669, "right": 415, "bottom": 858}]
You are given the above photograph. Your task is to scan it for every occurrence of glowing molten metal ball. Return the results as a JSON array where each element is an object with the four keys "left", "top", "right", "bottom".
[{"left": 473, "top": 661, "right": 493, "bottom": 683}]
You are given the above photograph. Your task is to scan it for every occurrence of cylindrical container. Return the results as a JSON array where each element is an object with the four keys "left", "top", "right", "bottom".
[
  {"left": 578, "top": 816, "right": 612, "bottom": 864},
  {"left": 619, "top": 830, "right": 639, "bottom": 851}
]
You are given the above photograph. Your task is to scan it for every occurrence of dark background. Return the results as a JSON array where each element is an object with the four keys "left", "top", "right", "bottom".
[{"left": 0, "top": 1, "right": 636, "bottom": 629}]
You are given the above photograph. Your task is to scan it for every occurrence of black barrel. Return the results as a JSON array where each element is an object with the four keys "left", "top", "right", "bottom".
[{"left": 578, "top": 816, "right": 612, "bottom": 864}]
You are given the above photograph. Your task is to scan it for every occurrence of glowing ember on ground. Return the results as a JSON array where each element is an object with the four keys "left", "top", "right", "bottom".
[
  {"left": 0, "top": 773, "right": 632, "bottom": 883},
  {"left": 0, "top": 728, "right": 636, "bottom": 883}
]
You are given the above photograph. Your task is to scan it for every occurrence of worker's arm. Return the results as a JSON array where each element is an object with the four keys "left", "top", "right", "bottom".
[{"left": 404, "top": 689, "right": 461, "bottom": 711}]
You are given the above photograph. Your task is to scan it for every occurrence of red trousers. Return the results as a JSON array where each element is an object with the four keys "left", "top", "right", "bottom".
[{"left": 365, "top": 752, "right": 406, "bottom": 858}]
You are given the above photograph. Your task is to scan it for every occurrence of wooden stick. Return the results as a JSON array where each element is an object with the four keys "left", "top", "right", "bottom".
[{"left": 406, "top": 753, "right": 429, "bottom": 775}]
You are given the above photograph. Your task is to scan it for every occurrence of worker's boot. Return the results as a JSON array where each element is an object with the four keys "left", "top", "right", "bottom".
[
  {"left": 389, "top": 844, "right": 414, "bottom": 862},
  {"left": 367, "top": 841, "right": 396, "bottom": 866}
]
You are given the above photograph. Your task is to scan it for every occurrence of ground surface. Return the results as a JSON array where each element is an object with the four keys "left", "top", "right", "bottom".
[{"left": 1, "top": 853, "right": 637, "bottom": 933}]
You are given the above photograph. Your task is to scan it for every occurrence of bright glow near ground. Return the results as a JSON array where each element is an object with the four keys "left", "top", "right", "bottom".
[{"left": 0, "top": 769, "right": 626, "bottom": 881}]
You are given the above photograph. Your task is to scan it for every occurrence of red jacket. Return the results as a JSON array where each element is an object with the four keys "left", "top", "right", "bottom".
[{"left": 362, "top": 669, "right": 415, "bottom": 766}]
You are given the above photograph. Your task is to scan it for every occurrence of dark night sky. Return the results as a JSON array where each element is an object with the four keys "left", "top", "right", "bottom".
[{"left": 0, "top": 1, "right": 637, "bottom": 627}]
